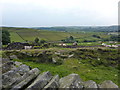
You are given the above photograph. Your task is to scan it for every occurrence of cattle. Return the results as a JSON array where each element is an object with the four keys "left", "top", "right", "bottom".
[
  {"left": 59, "top": 43, "right": 67, "bottom": 46},
  {"left": 73, "top": 42, "right": 78, "bottom": 46},
  {"left": 24, "top": 46, "right": 33, "bottom": 50},
  {"left": 111, "top": 45, "right": 118, "bottom": 48},
  {"left": 102, "top": 43, "right": 118, "bottom": 48}
]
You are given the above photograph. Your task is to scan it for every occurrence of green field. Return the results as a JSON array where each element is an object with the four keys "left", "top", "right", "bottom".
[
  {"left": 2, "top": 27, "right": 111, "bottom": 42},
  {"left": 10, "top": 32, "right": 25, "bottom": 42},
  {"left": 13, "top": 58, "right": 118, "bottom": 86},
  {"left": 2, "top": 27, "right": 119, "bottom": 87},
  {"left": 3, "top": 48, "right": 119, "bottom": 86}
]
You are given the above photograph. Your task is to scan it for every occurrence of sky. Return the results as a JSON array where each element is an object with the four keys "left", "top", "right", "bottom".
[{"left": 1, "top": 0, "right": 120, "bottom": 27}]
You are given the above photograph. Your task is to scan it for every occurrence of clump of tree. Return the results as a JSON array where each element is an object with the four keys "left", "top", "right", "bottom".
[
  {"left": 61, "top": 36, "right": 78, "bottom": 43},
  {"left": 2, "top": 30, "right": 11, "bottom": 45},
  {"left": 83, "top": 40, "right": 96, "bottom": 42},
  {"left": 102, "top": 35, "right": 120, "bottom": 42},
  {"left": 34, "top": 37, "right": 46, "bottom": 46},
  {"left": 34, "top": 37, "right": 39, "bottom": 43},
  {"left": 40, "top": 39, "right": 46, "bottom": 44},
  {"left": 92, "top": 35, "right": 101, "bottom": 38},
  {"left": 109, "top": 35, "right": 120, "bottom": 41}
]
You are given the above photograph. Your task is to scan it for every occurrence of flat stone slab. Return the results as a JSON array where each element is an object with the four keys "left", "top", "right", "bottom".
[
  {"left": 2, "top": 64, "right": 30, "bottom": 88},
  {"left": 59, "top": 73, "right": 83, "bottom": 88},
  {"left": 11, "top": 68, "right": 40, "bottom": 90},
  {"left": 14, "top": 61, "right": 22, "bottom": 66},
  {"left": 44, "top": 75, "right": 59, "bottom": 89},
  {"left": 2, "top": 61, "right": 15, "bottom": 73},
  {"left": 9, "top": 55, "right": 18, "bottom": 60},
  {"left": 2, "top": 72, "right": 21, "bottom": 88},
  {"left": 26, "top": 71, "right": 52, "bottom": 89},
  {"left": 98, "top": 80, "right": 119, "bottom": 88},
  {"left": 83, "top": 80, "right": 98, "bottom": 88}
]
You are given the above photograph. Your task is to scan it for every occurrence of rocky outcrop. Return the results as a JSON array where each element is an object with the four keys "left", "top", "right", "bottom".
[
  {"left": 2, "top": 61, "right": 15, "bottom": 73},
  {"left": 11, "top": 68, "right": 40, "bottom": 90},
  {"left": 44, "top": 75, "right": 59, "bottom": 89},
  {"left": 2, "top": 64, "right": 31, "bottom": 88},
  {"left": 27, "top": 71, "right": 52, "bottom": 89},
  {"left": 98, "top": 80, "right": 119, "bottom": 88},
  {"left": 83, "top": 80, "right": 98, "bottom": 88},
  {"left": 9, "top": 55, "right": 18, "bottom": 60},
  {"left": 1, "top": 58, "right": 119, "bottom": 89},
  {"left": 59, "top": 73, "right": 83, "bottom": 88}
]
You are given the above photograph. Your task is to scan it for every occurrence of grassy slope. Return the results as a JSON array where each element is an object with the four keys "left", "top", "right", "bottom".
[
  {"left": 13, "top": 58, "right": 119, "bottom": 86},
  {"left": 2, "top": 27, "right": 111, "bottom": 42},
  {"left": 10, "top": 32, "right": 25, "bottom": 42},
  {"left": 3, "top": 48, "right": 118, "bottom": 86}
]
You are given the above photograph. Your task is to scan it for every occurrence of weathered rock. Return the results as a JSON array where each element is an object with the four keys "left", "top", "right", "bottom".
[
  {"left": 98, "top": 80, "right": 119, "bottom": 88},
  {"left": 0, "top": 58, "right": 2, "bottom": 89},
  {"left": 9, "top": 55, "right": 18, "bottom": 60},
  {"left": 59, "top": 73, "right": 83, "bottom": 88},
  {"left": 15, "top": 64, "right": 31, "bottom": 75},
  {"left": 2, "top": 58, "right": 10, "bottom": 64},
  {"left": 11, "top": 67, "right": 38, "bottom": 87},
  {"left": 11, "top": 68, "right": 40, "bottom": 90},
  {"left": 26, "top": 53, "right": 33, "bottom": 57},
  {"left": 83, "top": 80, "right": 98, "bottom": 88},
  {"left": 68, "top": 54, "right": 74, "bottom": 58},
  {"left": 14, "top": 61, "right": 22, "bottom": 67},
  {"left": 44, "top": 75, "right": 59, "bottom": 89},
  {"left": 2, "top": 64, "right": 30, "bottom": 88},
  {"left": 0, "top": 75, "right": 1, "bottom": 88},
  {"left": 52, "top": 57, "right": 63, "bottom": 65},
  {"left": 55, "top": 52, "right": 61, "bottom": 55},
  {"left": 2, "top": 61, "right": 15, "bottom": 73},
  {"left": 27, "top": 71, "right": 52, "bottom": 89},
  {"left": 2, "top": 71, "right": 22, "bottom": 88},
  {"left": 21, "top": 68, "right": 40, "bottom": 81},
  {"left": 52, "top": 58, "right": 57, "bottom": 63},
  {"left": 60, "top": 55, "right": 68, "bottom": 58}
]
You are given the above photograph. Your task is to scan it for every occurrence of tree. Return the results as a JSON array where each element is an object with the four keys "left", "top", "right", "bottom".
[
  {"left": 92, "top": 35, "right": 100, "bottom": 38},
  {"left": 61, "top": 36, "right": 75, "bottom": 43},
  {"left": 34, "top": 37, "right": 39, "bottom": 43},
  {"left": 69, "top": 36, "right": 74, "bottom": 40},
  {"left": 110, "top": 35, "right": 120, "bottom": 41},
  {"left": 40, "top": 39, "right": 46, "bottom": 44},
  {"left": 2, "top": 30, "right": 11, "bottom": 45}
]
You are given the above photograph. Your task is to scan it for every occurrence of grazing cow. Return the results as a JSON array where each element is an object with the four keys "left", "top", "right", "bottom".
[
  {"left": 59, "top": 43, "right": 67, "bottom": 46},
  {"left": 62, "top": 44, "right": 67, "bottom": 46},
  {"left": 73, "top": 42, "right": 78, "bottom": 46},
  {"left": 111, "top": 45, "right": 118, "bottom": 48},
  {"left": 105, "top": 45, "right": 111, "bottom": 47},
  {"left": 24, "top": 46, "right": 32, "bottom": 50},
  {"left": 102, "top": 43, "right": 106, "bottom": 46},
  {"left": 102, "top": 43, "right": 112, "bottom": 47}
]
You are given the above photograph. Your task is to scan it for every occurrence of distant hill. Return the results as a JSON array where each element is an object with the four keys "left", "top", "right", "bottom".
[{"left": 33, "top": 25, "right": 119, "bottom": 32}]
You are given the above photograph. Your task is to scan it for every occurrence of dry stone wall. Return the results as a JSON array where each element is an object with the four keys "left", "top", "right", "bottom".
[{"left": 1, "top": 58, "right": 119, "bottom": 90}]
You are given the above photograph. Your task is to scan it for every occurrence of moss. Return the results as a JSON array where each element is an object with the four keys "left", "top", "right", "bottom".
[{"left": 3, "top": 48, "right": 119, "bottom": 86}]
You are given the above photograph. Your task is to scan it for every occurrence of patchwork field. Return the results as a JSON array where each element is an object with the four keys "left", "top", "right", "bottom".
[{"left": 3, "top": 27, "right": 111, "bottom": 42}]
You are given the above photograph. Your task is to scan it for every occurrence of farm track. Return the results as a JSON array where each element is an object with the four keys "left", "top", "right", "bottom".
[
  {"left": 62, "top": 45, "right": 103, "bottom": 48},
  {"left": 62, "top": 45, "right": 117, "bottom": 49}
]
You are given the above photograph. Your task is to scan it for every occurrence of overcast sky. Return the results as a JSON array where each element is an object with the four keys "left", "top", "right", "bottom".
[{"left": 1, "top": 0, "right": 119, "bottom": 27}]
